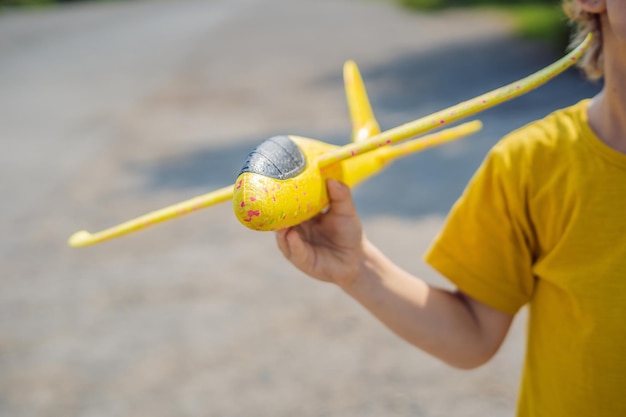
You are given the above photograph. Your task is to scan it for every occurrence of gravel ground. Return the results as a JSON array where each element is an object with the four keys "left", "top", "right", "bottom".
[{"left": 0, "top": 0, "right": 600, "bottom": 416}]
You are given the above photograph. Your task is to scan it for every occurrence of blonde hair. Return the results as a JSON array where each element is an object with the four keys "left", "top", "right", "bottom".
[{"left": 562, "top": 0, "right": 604, "bottom": 80}]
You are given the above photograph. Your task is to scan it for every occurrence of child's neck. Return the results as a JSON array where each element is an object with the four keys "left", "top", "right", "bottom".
[
  {"left": 588, "top": 90, "right": 626, "bottom": 155},
  {"left": 587, "top": 32, "right": 626, "bottom": 154}
]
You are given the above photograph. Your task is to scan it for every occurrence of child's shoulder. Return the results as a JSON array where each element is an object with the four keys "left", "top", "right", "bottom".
[{"left": 491, "top": 99, "right": 591, "bottom": 165}]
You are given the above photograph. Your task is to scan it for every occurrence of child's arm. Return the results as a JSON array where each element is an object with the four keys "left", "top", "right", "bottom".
[{"left": 276, "top": 180, "right": 513, "bottom": 369}]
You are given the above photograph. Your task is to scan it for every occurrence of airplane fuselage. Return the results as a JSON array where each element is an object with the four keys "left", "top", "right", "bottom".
[{"left": 232, "top": 135, "right": 387, "bottom": 231}]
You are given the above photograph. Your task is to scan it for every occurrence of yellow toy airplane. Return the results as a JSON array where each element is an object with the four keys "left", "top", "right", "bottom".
[{"left": 69, "top": 34, "right": 592, "bottom": 247}]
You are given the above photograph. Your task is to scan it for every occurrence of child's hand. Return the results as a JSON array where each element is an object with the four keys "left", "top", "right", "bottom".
[{"left": 276, "top": 179, "right": 365, "bottom": 288}]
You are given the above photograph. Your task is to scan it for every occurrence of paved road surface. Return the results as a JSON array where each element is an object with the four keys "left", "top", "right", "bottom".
[{"left": 0, "top": 0, "right": 600, "bottom": 416}]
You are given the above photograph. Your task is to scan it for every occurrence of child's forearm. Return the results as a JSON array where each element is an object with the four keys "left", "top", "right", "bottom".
[{"left": 341, "top": 239, "right": 510, "bottom": 369}]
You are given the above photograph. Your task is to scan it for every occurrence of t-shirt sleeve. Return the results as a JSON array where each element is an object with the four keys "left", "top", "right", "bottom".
[{"left": 424, "top": 141, "right": 536, "bottom": 315}]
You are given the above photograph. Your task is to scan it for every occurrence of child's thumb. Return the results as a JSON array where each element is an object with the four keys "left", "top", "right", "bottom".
[{"left": 326, "top": 179, "right": 357, "bottom": 217}]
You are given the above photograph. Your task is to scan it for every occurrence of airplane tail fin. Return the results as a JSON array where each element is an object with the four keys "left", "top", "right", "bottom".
[{"left": 344, "top": 61, "right": 380, "bottom": 142}]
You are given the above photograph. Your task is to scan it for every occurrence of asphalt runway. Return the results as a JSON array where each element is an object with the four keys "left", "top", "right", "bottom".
[{"left": 0, "top": 0, "right": 600, "bottom": 416}]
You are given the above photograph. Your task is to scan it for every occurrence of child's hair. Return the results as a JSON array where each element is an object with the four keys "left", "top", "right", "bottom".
[{"left": 562, "top": 0, "right": 604, "bottom": 80}]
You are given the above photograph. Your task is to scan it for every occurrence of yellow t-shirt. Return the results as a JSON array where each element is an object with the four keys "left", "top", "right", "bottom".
[{"left": 425, "top": 99, "right": 626, "bottom": 416}]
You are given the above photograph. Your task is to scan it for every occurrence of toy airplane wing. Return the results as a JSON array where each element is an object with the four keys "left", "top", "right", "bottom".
[
  {"left": 69, "top": 185, "right": 234, "bottom": 247},
  {"left": 68, "top": 33, "right": 592, "bottom": 248}
]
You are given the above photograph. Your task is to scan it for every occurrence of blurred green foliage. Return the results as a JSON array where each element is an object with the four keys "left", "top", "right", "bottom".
[
  {"left": 0, "top": 0, "right": 51, "bottom": 6},
  {"left": 0, "top": 0, "right": 89, "bottom": 9},
  {"left": 396, "top": 0, "right": 570, "bottom": 51}
]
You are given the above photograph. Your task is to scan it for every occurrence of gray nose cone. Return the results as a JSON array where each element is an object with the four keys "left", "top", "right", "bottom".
[{"left": 239, "top": 135, "right": 306, "bottom": 180}]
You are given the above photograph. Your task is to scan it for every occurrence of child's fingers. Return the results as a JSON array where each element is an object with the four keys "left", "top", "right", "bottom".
[
  {"left": 276, "top": 227, "right": 311, "bottom": 268},
  {"left": 275, "top": 229, "right": 291, "bottom": 258}
]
